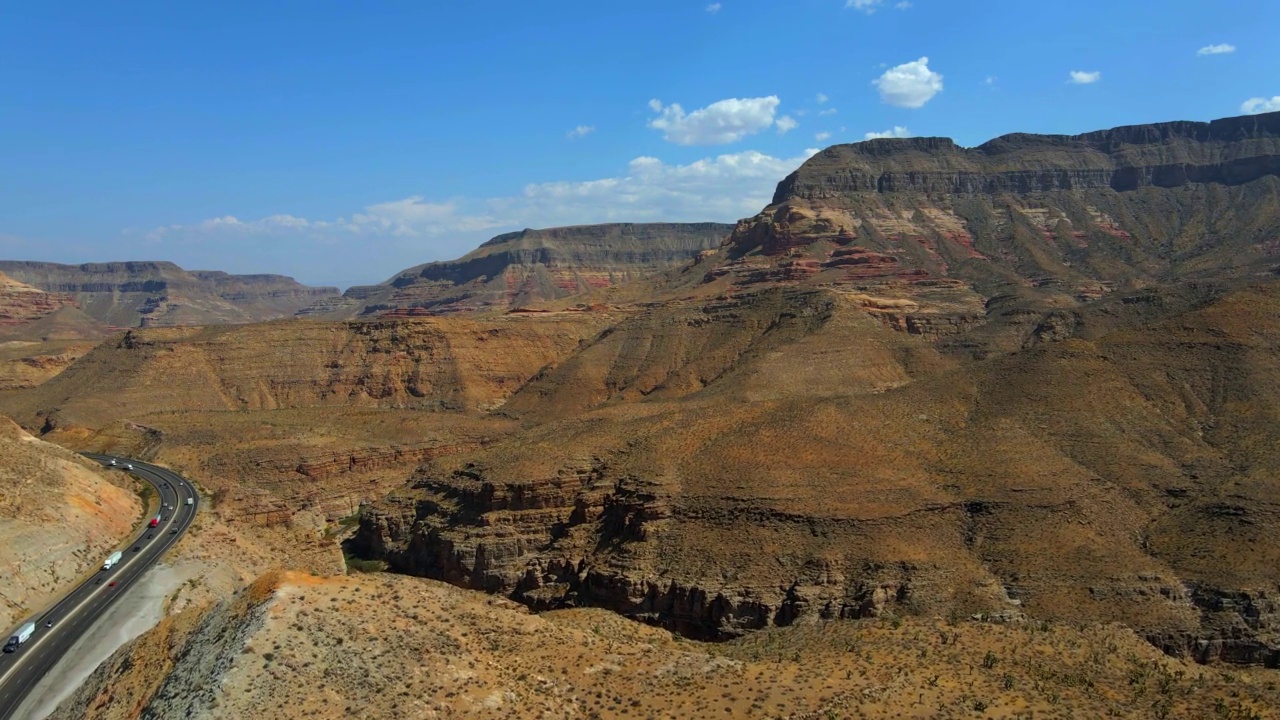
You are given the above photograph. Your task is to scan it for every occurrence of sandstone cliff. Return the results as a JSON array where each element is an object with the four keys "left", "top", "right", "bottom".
[
  {"left": 671, "top": 111, "right": 1280, "bottom": 357},
  {"left": 0, "top": 261, "right": 339, "bottom": 328},
  {"left": 0, "top": 416, "right": 140, "bottom": 630},
  {"left": 297, "top": 222, "right": 733, "bottom": 318},
  {"left": 0, "top": 271, "right": 79, "bottom": 331}
]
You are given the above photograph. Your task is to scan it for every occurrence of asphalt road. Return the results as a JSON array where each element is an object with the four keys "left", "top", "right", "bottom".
[{"left": 0, "top": 455, "right": 198, "bottom": 720}]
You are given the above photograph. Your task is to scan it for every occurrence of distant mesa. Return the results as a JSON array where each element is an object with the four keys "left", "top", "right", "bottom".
[
  {"left": 0, "top": 261, "right": 339, "bottom": 328},
  {"left": 296, "top": 222, "right": 734, "bottom": 319}
]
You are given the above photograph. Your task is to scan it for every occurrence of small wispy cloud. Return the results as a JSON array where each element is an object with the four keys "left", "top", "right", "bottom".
[
  {"left": 1069, "top": 70, "right": 1101, "bottom": 85},
  {"left": 776, "top": 115, "right": 798, "bottom": 135},
  {"left": 845, "top": 0, "right": 881, "bottom": 12},
  {"left": 819, "top": 108, "right": 838, "bottom": 116},
  {"left": 1241, "top": 97, "right": 1280, "bottom": 115},
  {"left": 816, "top": 93, "right": 829, "bottom": 105},
  {"left": 984, "top": 76, "right": 997, "bottom": 86},
  {"left": 864, "top": 126, "right": 911, "bottom": 140},
  {"left": 1197, "top": 43, "right": 1236, "bottom": 56},
  {"left": 566, "top": 125, "right": 596, "bottom": 139},
  {"left": 706, "top": 2, "right": 721, "bottom": 13},
  {"left": 815, "top": 131, "right": 832, "bottom": 142}
]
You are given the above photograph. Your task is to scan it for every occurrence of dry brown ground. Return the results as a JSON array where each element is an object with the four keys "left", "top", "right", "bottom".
[{"left": 50, "top": 571, "right": 1280, "bottom": 719}]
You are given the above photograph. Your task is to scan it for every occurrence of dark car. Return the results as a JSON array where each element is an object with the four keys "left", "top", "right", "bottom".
[
  {"left": 170, "top": 528, "right": 179, "bottom": 534},
  {"left": 147, "top": 533, "right": 154, "bottom": 539},
  {"left": 108, "top": 581, "right": 116, "bottom": 587},
  {"left": 132, "top": 545, "right": 141, "bottom": 552}
]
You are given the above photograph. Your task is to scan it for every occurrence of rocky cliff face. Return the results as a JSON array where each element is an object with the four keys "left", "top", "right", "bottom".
[
  {"left": 0, "top": 271, "right": 79, "bottom": 330},
  {"left": 682, "top": 112, "right": 1280, "bottom": 356},
  {"left": 0, "top": 261, "right": 339, "bottom": 327},
  {"left": 297, "top": 222, "right": 733, "bottom": 318}
]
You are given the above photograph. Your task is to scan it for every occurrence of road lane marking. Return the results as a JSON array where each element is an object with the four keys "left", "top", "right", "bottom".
[{"left": 0, "top": 458, "right": 194, "bottom": 697}]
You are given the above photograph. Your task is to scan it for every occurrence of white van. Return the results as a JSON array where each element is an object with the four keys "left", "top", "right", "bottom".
[{"left": 186, "top": 498, "right": 193, "bottom": 506}]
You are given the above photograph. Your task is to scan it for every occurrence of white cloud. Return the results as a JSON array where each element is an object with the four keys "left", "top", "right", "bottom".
[
  {"left": 864, "top": 126, "right": 911, "bottom": 140},
  {"left": 506, "top": 149, "right": 820, "bottom": 225},
  {"left": 145, "top": 197, "right": 506, "bottom": 244},
  {"left": 846, "top": 0, "right": 907, "bottom": 11},
  {"left": 816, "top": 93, "right": 829, "bottom": 105},
  {"left": 1197, "top": 43, "right": 1236, "bottom": 56},
  {"left": 815, "top": 131, "right": 832, "bottom": 142},
  {"left": 775, "top": 115, "right": 798, "bottom": 134},
  {"left": 846, "top": 0, "right": 883, "bottom": 12},
  {"left": 143, "top": 149, "right": 822, "bottom": 249},
  {"left": 819, "top": 108, "right": 838, "bottom": 116},
  {"left": 566, "top": 125, "right": 596, "bottom": 139},
  {"left": 1241, "top": 97, "right": 1280, "bottom": 114},
  {"left": 706, "top": 2, "right": 721, "bottom": 12},
  {"left": 984, "top": 76, "right": 997, "bottom": 86},
  {"left": 1069, "top": 70, "right": 1101, "bottom": 85},
  {"left": 647, "top": 96, "right": 782, "bottom": 145},
  {"left": 873, "top": 57, "right": 943, "bottom": 108}
]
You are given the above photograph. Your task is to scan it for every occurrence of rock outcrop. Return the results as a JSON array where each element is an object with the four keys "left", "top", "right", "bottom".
[
  {"left": 0, "top": 261, "right": 339, "bottom": 327},
  {"left": 0, "top": 271, "right": 79, "bottom": 330},
  {"left": 297, "top": 222, "right": 733, "bottom": 318}
]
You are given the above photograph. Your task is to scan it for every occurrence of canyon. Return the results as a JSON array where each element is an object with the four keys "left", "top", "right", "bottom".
[{"left": 5, "top": 111, "right": 1280, "bottom": 720}]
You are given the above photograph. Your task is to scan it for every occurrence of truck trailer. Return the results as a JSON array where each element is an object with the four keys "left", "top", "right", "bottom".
[
  {"left": 102, "top": 551, "right": 123, "bottom": 570},
  {"left": 4, "top": 622, "right": 35, "bottom": 653}
]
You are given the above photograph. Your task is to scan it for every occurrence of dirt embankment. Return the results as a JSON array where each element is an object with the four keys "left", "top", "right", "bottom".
[{"left": 0, "top": 416, "right": 140, "bottom": 630}]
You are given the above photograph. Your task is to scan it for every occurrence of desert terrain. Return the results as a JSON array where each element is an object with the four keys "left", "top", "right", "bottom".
[{"left": 1, "top": 111, "right": 1279, "bottom": 717}]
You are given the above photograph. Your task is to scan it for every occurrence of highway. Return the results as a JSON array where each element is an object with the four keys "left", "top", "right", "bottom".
[{"left": 0, "top": 455, "right": 198, "bottom": 720}]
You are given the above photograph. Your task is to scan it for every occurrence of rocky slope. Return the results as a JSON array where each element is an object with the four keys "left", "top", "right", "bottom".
[
  {"left": 0, "top": 296, "right": 111, "bottom": 391},
  {"left": 48, "top": 570, "right": 1277, "bottom": 719},
  {"left": 4, "top": 313, "right": 610, "bottom": 428},
  {"left": 0, "top": 416, "right": 140, "bottom": 630},
  {"left": 297, "top": 222, "right": 732, "bottom": 318},
  {"left": 351, "top": 279, "right": 1280, "bottom": 660},
  {"left": 0, "top": 261, "right": 339, "bottom": 327},
  {"left": 342, "top": 113, "right": 1280, "bottom": 664},
  {"left": 0, "top": 271, "right": 79, "bottom": 331}
]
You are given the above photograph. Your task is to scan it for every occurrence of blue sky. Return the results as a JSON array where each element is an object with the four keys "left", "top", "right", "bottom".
[{"left": 2, "top": 0, "right": 1277, "bottom": 288}]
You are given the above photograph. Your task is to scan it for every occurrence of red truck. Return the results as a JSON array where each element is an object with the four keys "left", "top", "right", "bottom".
[{"left": 149, "top": 516, "right": 160, "bottom": 528}]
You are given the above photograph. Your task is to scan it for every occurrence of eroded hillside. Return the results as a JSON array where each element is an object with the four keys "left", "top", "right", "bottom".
[
  {"left": 0, "top": 417, "right": 140, "bottom": 630},
  {"left": 49, "top": 571, "right": 1279, "bottom": 719},
  {"left": 351, "top": 279, "right": 1280, "bottom": 663}
]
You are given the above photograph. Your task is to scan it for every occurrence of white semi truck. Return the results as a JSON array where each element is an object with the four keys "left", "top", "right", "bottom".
[
  {"left": 3, "top": 622, "right": 35, "bottom": 653},
  {"left": 102, "top": 551, "right": 123, "bottom": 570}
]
